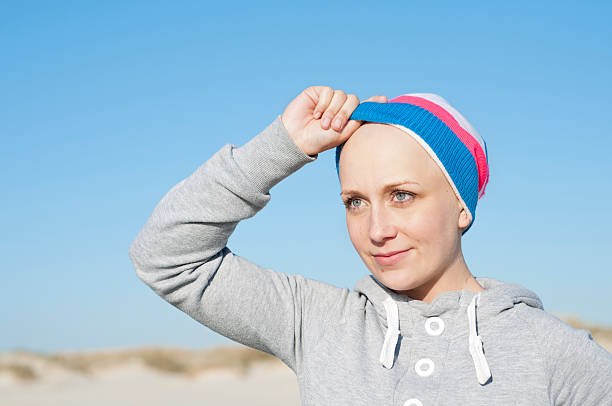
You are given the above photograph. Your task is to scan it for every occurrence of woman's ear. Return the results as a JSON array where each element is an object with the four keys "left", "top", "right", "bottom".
[{"left": 457, "top": 207, "right": 471, "bottom": 230}]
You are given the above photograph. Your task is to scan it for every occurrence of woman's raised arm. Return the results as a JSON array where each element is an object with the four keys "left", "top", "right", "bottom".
[{"left": 127, "top": 87, "right": 383, "bottom": 371}]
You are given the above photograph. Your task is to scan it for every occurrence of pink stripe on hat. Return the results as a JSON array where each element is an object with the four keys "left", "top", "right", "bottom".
[{"left": 389, "top": 94, "right": 490, "bottom": 198}]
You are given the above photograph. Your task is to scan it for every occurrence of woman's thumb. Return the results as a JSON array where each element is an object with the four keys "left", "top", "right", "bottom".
[{"left": 363, "top": 95, "right": 388, "bottom": 103}]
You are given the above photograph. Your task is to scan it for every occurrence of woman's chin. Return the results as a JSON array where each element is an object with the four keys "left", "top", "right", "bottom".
[{"left": 371, "top": 269, "right": 421, "bottom": 293}]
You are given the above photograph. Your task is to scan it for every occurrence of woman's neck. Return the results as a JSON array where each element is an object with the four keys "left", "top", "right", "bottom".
[{"left": 395, "top": 253, "right": 484, "bottom": 303}]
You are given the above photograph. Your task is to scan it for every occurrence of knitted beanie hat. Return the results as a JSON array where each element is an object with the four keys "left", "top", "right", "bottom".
[{"left": 335, "top": 93, "right": 489, "bottom": 235}]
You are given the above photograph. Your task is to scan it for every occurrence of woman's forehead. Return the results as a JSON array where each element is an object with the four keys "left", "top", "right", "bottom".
[
  {"left": 343, "top": 123, "right": 432, "bottom": 166},
  {"left": 340, "top": 123, "right": 447, "bottom": 189}
]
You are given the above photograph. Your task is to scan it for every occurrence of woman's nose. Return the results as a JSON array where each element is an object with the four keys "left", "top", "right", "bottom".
[{"left": 368, "top": 205, "right": 397, "bottom": 244}]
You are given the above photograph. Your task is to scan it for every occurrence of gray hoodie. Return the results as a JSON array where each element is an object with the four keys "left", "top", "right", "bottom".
[{"left": 128, "top": 115, "right": 612, "bottom": 405}]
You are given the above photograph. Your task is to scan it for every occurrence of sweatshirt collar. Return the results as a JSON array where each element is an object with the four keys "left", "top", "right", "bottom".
[
  {"left": 354, "top": 273, "right": 544, "bottom": 385},
  {"left": 354, "top": 274, "right": 543, "bottom": 324}
]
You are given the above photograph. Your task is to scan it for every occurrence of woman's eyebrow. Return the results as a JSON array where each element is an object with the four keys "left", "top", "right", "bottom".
[{"left": 340, "top": 180, "right": 420, "bottom": 197}]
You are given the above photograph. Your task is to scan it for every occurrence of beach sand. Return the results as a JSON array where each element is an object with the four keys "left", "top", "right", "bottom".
[{"left": 0, "top": 348, "right": 299, "bottom": 406}]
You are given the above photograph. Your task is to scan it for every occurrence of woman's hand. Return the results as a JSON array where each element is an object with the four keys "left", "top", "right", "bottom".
[{"left": 281, "top": 86, "right": 387, "bottom": 157}]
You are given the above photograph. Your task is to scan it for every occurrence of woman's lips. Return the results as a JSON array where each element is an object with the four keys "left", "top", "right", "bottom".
[{"left": 373, "top": 249, "right": 412, "bottom": 266}]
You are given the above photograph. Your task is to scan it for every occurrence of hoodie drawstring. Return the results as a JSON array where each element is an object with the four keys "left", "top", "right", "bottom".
[
  {"left": 467, "top": 292, "right": 491, "bottom": 385},
  {"left": 378, "top": 292, "right": 492, "bottom": 383},
  {"left": 380, "top": 297, "right": 400, "bottom": 369}
]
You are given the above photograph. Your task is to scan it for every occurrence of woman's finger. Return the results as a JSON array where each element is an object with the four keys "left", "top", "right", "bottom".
[
  {"left": 338, "top": 95, "right": 386, "bottom": 129},
  {"left": 363, "top": 95, "right": 388, "bottom": 103},
  {"left": 339, "top": 118, "right": 363, "bottom": 141},
  {"left": 321, "top": 89, "right": 348, "bottom": 130},
  {"left": 313, "top": 86, "right": 334, "bottom": 119},
  {"left": 331, "top": 93, "right": 360, "bottom": 132},
  {"left": 337, "top": 94, "right": 386, "bottom": 140}
]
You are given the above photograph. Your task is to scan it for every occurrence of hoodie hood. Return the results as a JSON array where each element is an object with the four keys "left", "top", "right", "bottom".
[{"left": 354, "top": 274, "right": 544, "bottom": 385}]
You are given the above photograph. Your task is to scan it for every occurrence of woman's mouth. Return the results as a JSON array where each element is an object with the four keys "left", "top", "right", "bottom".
[{"left": 373, "top": 249, "right": 412, "bottom": 266}]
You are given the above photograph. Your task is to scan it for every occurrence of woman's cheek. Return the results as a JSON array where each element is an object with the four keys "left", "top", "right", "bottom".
[
  {"left": 413, "top": 203, "right": 456, "bottom": 254},
  {"left": 395, "top": 208, "right": 428, "bottom": 240},
  {"left": 346, "top": 216, "right": 367, "bottom": 250}
]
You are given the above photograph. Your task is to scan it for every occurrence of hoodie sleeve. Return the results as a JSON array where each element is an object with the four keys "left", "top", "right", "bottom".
[
  {"left": 128, "top": 115, "right": 348, "bottom": 372},
  {"left": 547, "top": 322, "right": 612, "bottom": 405}
]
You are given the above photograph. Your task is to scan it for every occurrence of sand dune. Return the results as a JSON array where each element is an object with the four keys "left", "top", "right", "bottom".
[
  {"left": 1, "top": 360, "right": 299, "bottom": 406},
  {"left": 0, "top": 345, "right": 299, "bottom": 406},
  {"left": 1, "top": 316, "right": 610, "bottom": 406}
]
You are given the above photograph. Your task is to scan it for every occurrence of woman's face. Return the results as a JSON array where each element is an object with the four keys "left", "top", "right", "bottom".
[{"left": 338, "top": 123, "right": 471, "bottom": 296}]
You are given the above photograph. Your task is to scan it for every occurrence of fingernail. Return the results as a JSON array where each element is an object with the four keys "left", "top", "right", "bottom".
[
  {"left": 322, "top": 116, "right": 330, "bottom": 128},
  {"left": 333, "top": 118, "right": 343, "bottom": 130},
  {"left": 314, "top": 111, "right": 322, "bottom": 119}
]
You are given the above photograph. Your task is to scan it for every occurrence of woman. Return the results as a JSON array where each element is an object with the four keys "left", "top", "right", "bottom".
[{"left": 129, "top": 86, "right": 612, "bottom": 405}]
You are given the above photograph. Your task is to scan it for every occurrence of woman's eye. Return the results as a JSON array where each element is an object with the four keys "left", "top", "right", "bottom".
[
  {"left": 394, "top": 190, "right": 414, "bottom": 202},
  {"left": 342, "top": 197, "right": 361, "bottom": 210},
  {"left": 393, "top": 191, "right": 413, "bottom": 202},
  {"left": 345, "top": 198, "right": 362, "bottom": 209}
]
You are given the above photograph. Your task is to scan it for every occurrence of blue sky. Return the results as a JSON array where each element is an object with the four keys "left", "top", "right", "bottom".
[{"left": 1, "top": 1, "right": 611, "bottom": 353}]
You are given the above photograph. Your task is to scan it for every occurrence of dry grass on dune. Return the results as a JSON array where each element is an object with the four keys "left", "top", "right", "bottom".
[
  {"left": 0, "top": 345, "right": 279, "bottom": 382},
  {"left": 1, "top": 363, "right": 38, "bottom": 381}
]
